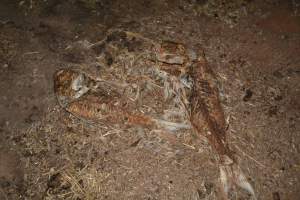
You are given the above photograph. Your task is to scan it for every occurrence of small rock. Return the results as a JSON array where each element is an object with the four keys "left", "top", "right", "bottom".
[
  {"left": 280, "top": 35, "right": 287, "bottom": 40},
  {"left": 2, "top": 63, "right": 9, "bottom": 69},
  {"left": 272, "top": 192, "right": 280, "bottom": 200},
  {"left": 243, "top": 89, "right": 253, "bottom": 101}
]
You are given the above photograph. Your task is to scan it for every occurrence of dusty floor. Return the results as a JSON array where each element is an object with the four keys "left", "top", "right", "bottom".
[{"left": 0, "top": 0, "right": 299, "bottom": 199}]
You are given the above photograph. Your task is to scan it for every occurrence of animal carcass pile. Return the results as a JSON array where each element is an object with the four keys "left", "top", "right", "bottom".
[{"left": 54, "top": 30, "right": 256, "bottom": 199}]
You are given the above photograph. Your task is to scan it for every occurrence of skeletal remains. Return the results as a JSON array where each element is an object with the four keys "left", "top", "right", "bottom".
[{"left": 54, "top": 30, "right": 257, "bottom": 199}]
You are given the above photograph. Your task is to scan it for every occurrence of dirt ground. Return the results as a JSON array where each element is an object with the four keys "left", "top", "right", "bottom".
[{"left": 0, "top": 0, "right": 299, "bottom": 199}]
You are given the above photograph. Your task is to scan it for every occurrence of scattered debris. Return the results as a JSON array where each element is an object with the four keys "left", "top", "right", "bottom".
[{"left": 54, "top": 30, "right": 257, "bottom": 199}]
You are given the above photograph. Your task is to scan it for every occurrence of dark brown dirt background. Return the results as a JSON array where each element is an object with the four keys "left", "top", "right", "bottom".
[{"left": 0, "top": 0, "right": 299, "bottom": 199}]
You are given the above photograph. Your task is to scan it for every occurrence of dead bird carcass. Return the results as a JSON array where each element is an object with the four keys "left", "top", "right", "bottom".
[{"left": 54, "top": 30, "right": 256, "bottom": 199}]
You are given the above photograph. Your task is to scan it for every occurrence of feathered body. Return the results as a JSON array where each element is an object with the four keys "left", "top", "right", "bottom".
[
  {"left": 189, "top": 56, "right": 233, "bottom": 160},
  {"left": 188, "top": 56, "right": 256, "bottom": 199},
  {"left": 54, "top": 30, "right": 256, "bottom": 199}
]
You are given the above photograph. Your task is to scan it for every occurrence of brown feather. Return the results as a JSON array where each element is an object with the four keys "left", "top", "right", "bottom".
[{"left": 189, "top": 57, "right": 232, "bottom": 158}]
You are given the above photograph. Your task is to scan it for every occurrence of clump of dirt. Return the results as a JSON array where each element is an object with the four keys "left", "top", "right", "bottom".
[{"left": 0, "top": 148, "right": 24, "bottom": 200}]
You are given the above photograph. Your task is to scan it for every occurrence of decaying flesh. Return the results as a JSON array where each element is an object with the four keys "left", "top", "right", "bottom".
[
  {"left": 54, "top": 68, "right": 157, "bottom": 128},
  {"left": 54, "top": 30, "right": 196, "bottom": 132},
  {"left": 189, "top": 56, "right": 256, "bottom": 199},
  {"left": 54, "top": 30, "right": 256, "bottom": 199},
  {"left": 189, "top": 56, "right": 231, "bottom": 157}
]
